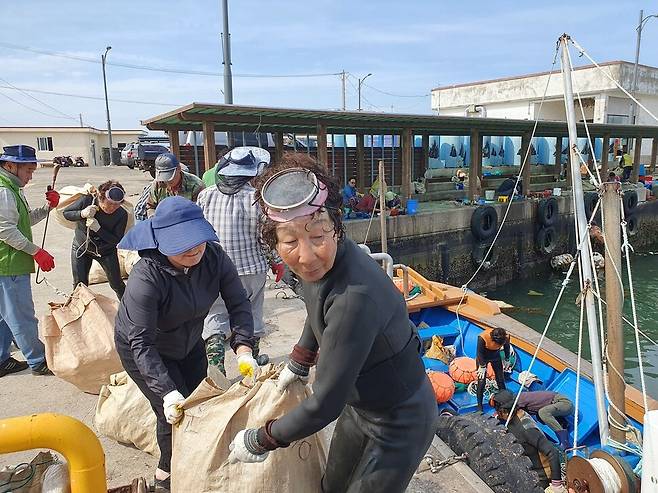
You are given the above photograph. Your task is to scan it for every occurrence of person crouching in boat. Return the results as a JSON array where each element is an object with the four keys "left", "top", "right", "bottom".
[
  {"left": 114, "top": 196, "right": 259, "bottom": 493},
  {"left": 492, "top": 391, "right": 566, "bottom": 493},
  {"left": 227, "top": 153, "right": 437, "bottom": 493},
  {"left": 476, "top": 327, "right": 511, "bottom": 411}
]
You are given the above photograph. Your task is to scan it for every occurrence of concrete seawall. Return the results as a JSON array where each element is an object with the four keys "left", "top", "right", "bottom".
[{"left": 345, "top": 196, "right": 658, "bottom": 290}]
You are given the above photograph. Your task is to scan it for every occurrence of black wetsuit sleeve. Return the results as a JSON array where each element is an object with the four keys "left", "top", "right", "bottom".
[
  {"left": 270, "top": 292, "right": 381, "bottom": 443},
  {"left": 476, "top": 336, "right": 486, "bottom": 366},
  {"left": 503, "top": 339, "right": 511, "bottom": 359},
  {"left": 526, "top": 427, "right": 561, "bottom": 481},
  {"left": 296, "top": 318, "right": 319, "bottom": 354}
]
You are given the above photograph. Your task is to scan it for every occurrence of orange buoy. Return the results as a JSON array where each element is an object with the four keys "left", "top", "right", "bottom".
[
  {"left": 448, "top": 356, "right": 495, "bottom": 384},
  {"left": 427, "top": 371, "right": 455, "bottom": 403}
]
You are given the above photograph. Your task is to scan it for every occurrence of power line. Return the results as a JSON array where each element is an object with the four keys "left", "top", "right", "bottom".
[
  {"left": 361, "top": 81, "right": 429, "bottom": 99},
  {"left": 0, "top": 76, "right": 78, "bottom": 121},
  {"left": 0, "top": 90, "right": 75, "bottom": 120},
  {"left": 0, "top": 41, "right": 342, "bottom": 79},
  {"left": 344, "top": 75, "right": 385, "bottom": 112}
]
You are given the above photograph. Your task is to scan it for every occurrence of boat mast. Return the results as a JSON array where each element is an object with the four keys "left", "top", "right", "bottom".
[{"left": 559, "top": 34, "right": 610, "bottom": 444}]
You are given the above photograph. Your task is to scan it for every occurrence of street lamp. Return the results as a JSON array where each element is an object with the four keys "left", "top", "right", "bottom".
[
  {"left": 357, "top": 73, "right": 372, "bottom": 111},
  {"left": 101, "top": 46, "right": 114, "bottom": 165},
  {"left": 631, "top": 10, "right": 658, "bottom": 124}
]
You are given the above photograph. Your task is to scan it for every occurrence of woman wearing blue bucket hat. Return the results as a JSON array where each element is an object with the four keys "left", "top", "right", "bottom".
[{"left": 114, "top": 195, "right": 258, "bottom": 492}]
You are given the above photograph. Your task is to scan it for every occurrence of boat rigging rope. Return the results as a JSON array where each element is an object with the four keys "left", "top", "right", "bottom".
[
  {"left": 589, "top": 458, "right": 622, "bottom": 493},
  {"left": 573, "top": 286, "right": 585, "bottom": 454},
  {"left": 569, "top": 38, "right": 658, "bottom": 125},
  {"left": 454, "top": 42, "right": 561, "bottom": 353}
]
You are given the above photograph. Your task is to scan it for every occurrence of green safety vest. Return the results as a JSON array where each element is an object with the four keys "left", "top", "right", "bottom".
[{"left": 0, "top": 174, "right": 35, "bottom": 275}]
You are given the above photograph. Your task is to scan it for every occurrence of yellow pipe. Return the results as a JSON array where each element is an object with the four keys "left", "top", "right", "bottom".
[{"left": 0, "top": 413, "right": 107, "bottom": 493}]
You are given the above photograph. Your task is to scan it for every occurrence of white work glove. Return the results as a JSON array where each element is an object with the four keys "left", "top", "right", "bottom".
[
  {"left": 163, "top": 390, "right": 185, "bottom": 425},
  {"left": 545, "top": 481, "right": 567, "bottom": 493},
  {"left": 86, "top": 218, "right": 100, "bottom": 232},
  {"left": 476, "top": 365, "right": 487, "bottom": 380},
  {"left": 237, "top": 352, "right": 261, "bottom": 379},
  {"left": 80, "top": 205, "right": 98, "bottom": 218},
  {"left": 276, "top": 365, "right": 309, "bottom": 393},
  {"left": 228, "top": 429, "right": 269, "bottom": 464}
]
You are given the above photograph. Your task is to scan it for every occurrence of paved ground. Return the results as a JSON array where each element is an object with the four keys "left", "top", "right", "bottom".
[{"left": 0, "top": 166, "right": 490, "bottom": 491}]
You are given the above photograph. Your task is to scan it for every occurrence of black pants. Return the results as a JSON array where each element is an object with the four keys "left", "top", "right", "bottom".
[
  {"left": 477, "top": 352, "right": 506, "bottom": 410},
  {"left": 118, "top": 340, "right": 208, "bottom": 473},
  {"left": 71, "top": 244, "right": 125, "bottom": 299},
  {"left": 322, "top": 377, "right": 437, "bottom": 493}
]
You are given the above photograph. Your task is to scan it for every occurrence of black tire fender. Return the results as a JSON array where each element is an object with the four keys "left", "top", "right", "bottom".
[
  {"left": 471, "top": 205, "right": 498, "bottom": 241},
  {"left": 584, "top": 192, "right": 598, "bottom": 220},
  {"left": 436, "top": 413, "right": 544, "bottom": 493},
  {"left": 623, "top": 190, "right": 638, "bottom": 216},
  {"left": 536, "top": 226, "right": 557, "bottom": 255},
  {"left": 537, "top": 197, "right": 558, "bottom": 227}
]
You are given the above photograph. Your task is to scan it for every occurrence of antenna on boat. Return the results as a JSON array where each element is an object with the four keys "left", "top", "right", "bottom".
[{"left": 559, "top": 33, "right": 610, "bottom": 445}]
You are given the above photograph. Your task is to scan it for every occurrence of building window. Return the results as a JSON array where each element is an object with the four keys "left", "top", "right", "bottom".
[{"left": 37, "top": 137, "right": 53, "bottom": 151}]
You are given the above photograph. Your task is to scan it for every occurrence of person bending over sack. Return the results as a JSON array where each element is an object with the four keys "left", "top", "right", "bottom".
[
  {"left": 114, "top": 196, "right": 259, "bottom": 493},
  {"left": 227, "top": 153, "right": 437, "bottom": 493},
  {"left": 476, "top": 327, "right": 512, "bottom": 411}
]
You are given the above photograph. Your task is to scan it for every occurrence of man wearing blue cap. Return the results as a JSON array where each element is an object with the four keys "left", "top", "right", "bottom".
[
  {"left": 197, "top": 147, "right": 278, "bottom": 375},
  {"left": 145, "top": 153, "right": 204, "bottom": 217},
  {"left": 0, "top": 145, "right": 57, "bottom": 376}
]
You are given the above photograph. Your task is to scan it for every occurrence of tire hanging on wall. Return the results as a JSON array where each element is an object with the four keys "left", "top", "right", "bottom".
[
  {"left": 471, "top": 205, "right": 498, "bottom": 241},
  {"left": 536, "top": 226, "right": 557, "bottom": 255},
  {"left": 583, "top": 192, "right": 598, "bottom": 220},
  {"left": 537, "top": 197, "right": 558, "bottom": 227},
  {"left": 623, "top": 190, "right": 638, "bottom": 217},
  {"left": 436, "top": 413, "right": 544, "bottom": 493}
]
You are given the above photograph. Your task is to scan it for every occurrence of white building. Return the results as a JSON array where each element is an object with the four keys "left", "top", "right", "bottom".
[
  {"left": 0, "top": 127, "right": 146, "bottom": 166},
  {"left": 431, "top": 61, "right": 658, "bottom": 158}
]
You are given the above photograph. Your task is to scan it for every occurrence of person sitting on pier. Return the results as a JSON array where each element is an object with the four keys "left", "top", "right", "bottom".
[
  {"left": 491, "top": 388, "right": 573, "bottom": 450},
  {"left": 475, "top": 327, "right": 511, "bottom": 411},
  {"left": 493, "top": 391, "right": 566, "bottom": 493},
  {"left": 496, "top": 176, "right": 522, "bottom": 198},
  {"left": 342, "top": 176, "right": 361, "bottom": 209}
]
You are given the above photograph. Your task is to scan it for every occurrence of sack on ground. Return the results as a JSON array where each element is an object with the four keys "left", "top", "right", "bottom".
[
  {"left": 88, "top": 249, "right": 141, "bottom": 284},
  {"left": 171, "top": 365, "right": 327, "bottom": 493},
  {"left": 94, "top": 371, "right": 159, "bottom": 456},
  {"left": 0, "top": 451, "right": 67, "bottom": 493},
  {"left": 39, "top": 284, "right": 123, "bottom": 394}
]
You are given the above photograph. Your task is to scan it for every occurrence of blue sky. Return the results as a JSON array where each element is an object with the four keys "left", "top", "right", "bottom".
[{"left": 0, "top": 0, "right": 656, "bottom": 130}]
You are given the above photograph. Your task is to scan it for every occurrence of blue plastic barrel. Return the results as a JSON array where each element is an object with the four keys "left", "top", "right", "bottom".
[{"left": 407, "top": 199, "right": 419, "bottom": 215}]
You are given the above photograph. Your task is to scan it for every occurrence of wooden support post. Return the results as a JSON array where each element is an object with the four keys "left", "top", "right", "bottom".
[
  {"left": 600, "top": 134, "right": 610, "bottom": 179},
  {"left": 378, "top": 159, "right": 387, "bottom": 254},
  {"left": 202, "top": 121, "right": 216, "bottom": 173},
  {"left": 401, "top": 128, "right": 413, "bottom": 202},
  {"left": 554, "top": 136, "right": 562, "bottom": 180},
  {"left": 274, "top": 132, "right": 284, "bottom": 164},
  {"left": 521, "top": 132, "right": 531, "bottom": 196},
  {"left": 468, "top": 130, "right": 481, "bottom": 203},
  {"left": 651, "top": 138, "right": 658, "bottom": 175},
  {"left": 316, "top": 124, "right": 328, "bottom": 166},
  {"left": 422, "top": 134, "right": 430, "bottom": 178},
  {"left": 602, "top": 181, "right": 626, "bottom": 443},
  {"left": 631, "top": 136, "right": 642, "bottom": 183},
  {"left": 168, "top": 130, "right": 180, "bottom": 159},
  {"left": 356, "top": 132, "right": 365, "bottom": 192}
]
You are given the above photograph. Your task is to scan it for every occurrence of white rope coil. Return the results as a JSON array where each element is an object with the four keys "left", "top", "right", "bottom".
[{"left": 588, "top": 457, "right": 622, "bottom": 493}]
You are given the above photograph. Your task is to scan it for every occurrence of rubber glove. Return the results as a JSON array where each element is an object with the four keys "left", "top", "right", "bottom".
[
  {"left": 545, "top": 480, "right": 567, "bottom": 493},
  {"left": 228, "top": 429, "right": 269, "bottom": 464},
  {"left": 276, "top": 365, "right": 308, "bottom": 393},
  {"left": 163, "top": 390, "right": 185, "bottom": 425},
  {"left": 86, "top": 218, "right": 101, "bottom": 232},
  {"left": 271, "top": 262, "right": 285, "bottom": 283},
  {"left": 237, "top": 353, "right": 260, "bottom": 379},
  {"left": 45, "top": 189, "right": 60, "bottom": 208},
  {"left": 476, "top": 365, "right": 487, "bottom": 380},
  {"left": 33, "top": 248, "right": 55, "bottom": 272},
  {"left": 80, "top": 205, "right": 98, "bottom": 219}
]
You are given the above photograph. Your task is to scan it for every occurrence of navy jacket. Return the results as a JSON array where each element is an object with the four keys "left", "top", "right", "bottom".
[
  {"left": 114, "top": 242, "right": 255, "bottom": 397},
  {"left": 62, "top": 195, "right": 127, "bottom": 256}
]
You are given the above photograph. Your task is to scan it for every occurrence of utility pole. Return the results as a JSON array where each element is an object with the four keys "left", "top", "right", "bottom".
[
  {"left": 358, "top": 73, "right": 372, "bottom": 111},
  {"left": 79, "top": 113, "right": 83, "bottom": 127},
  {"left": 631, "top": 9, "right": 658, "bottom": 124},
  {"left": 221, "top": 0, "right": 233, "bottom": 104},
  {"left": 601, "top": 181, "right": 626, "bottom": 443},
  {"left": 101, "top": 46, "right": 114, "bottom": 166},
  {"left": 341, "top": 70, "right": 346, "bottom": 110}
]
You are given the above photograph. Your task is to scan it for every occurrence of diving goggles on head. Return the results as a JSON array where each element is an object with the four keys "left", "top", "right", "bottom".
[
  {"left": 104, "top": 186, "right": 125, "bottom": 205},
  {"left": 261, "top": 168, "right": 329, "bottom": 222}
]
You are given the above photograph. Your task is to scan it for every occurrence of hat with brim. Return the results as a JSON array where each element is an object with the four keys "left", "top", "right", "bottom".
[
  {"left": 0, "top": 145, "right": 38, "bottom": 164},
  {"left": 217, "top": 147, "right": 271, "bottom": 178},
  {"left": 118, "top": 196, "right": 218, "bottom": 256},
  {"left": 154, "top": 152, "right": 180, "bottom": 182}
]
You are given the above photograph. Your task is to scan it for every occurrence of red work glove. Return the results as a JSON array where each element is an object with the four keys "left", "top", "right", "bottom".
[
  {"left": 45, "top": 189, "right": 60, "bottom": 208},
  {"left": 271, "top": 262, "right": 285, "bottom": 283},
  {"left": 33, "top": 248, "right": 55, "bottom": 272}
]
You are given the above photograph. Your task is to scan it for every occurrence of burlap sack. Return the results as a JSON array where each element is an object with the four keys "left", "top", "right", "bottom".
[
  {"left": 94, "top": 372, "right": 159, "bottom": 456},
  {"left": 52, "top": 184, "right": 135, "bottom": 232},
  {"left": 88, "top": 249, "right": 141, "bottom": 284},
  {"left": 171, "top": 365, "right": 327, "bottom": 493},
  {"left": 0, "top": 451, "right": 64, "bottom": 493},
  {"left": 39, "top": 284, "right": 123, "bottom": 394}
]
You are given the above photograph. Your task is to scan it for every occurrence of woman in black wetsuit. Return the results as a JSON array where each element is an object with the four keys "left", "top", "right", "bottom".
[{"left": 227, "top": 153, "right": 437, "bottom": 493}]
